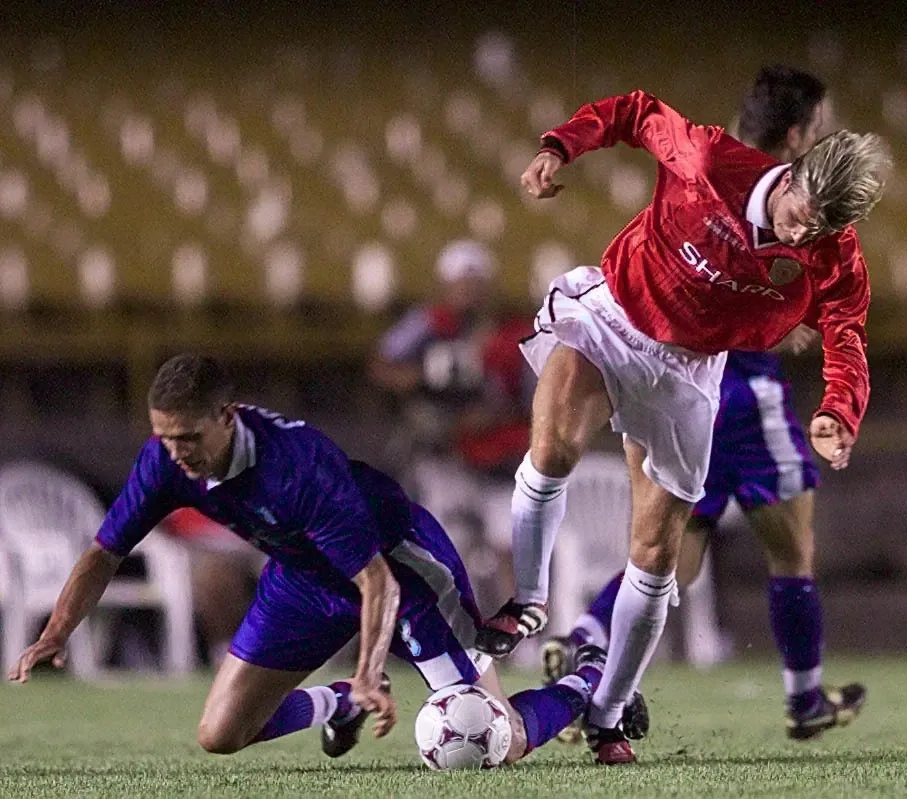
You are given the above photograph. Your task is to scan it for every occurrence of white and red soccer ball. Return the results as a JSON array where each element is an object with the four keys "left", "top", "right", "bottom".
[{"left": 414, "top": 684, "right": 513, "bottom": 770}]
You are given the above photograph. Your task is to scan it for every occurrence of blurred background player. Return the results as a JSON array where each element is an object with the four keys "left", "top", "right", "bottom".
[
  {"left": 9, "top": 353, "right": 626, "bottom": 767},
  {"left": 543, "top": 66, "right": 866, "bottom": 744},
  {"left": 476, "top": 87, "right": 889, "bottom": 764},
  {"left": 369, "top": 239, "right": 534, "bottom": 613}
]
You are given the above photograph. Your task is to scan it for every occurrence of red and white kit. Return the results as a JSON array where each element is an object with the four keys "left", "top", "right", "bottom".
[{"left": 522, "top": 91, "right": 870, "bottom": 500}]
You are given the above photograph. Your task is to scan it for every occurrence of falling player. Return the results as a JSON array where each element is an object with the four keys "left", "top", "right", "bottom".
[
  {"left": 9, "top": 353, "right": 630, "bottom": 767},
  {"left": 542, "top": 66, "right": 866, "bottom": 745},
  {"left": 476, "top": 89, "right": 890, "bottom": 764}
]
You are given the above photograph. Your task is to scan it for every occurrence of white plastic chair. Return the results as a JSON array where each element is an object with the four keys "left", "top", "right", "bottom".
[
  {"left": 550, "top": 452, "right": 725, "bottom": 666},
  {"left": 0, "top": 461, "right": 196, "bottom": 678}
]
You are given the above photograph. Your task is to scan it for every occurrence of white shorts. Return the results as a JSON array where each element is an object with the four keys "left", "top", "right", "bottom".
[{"left": 521, "top": 266, "right": 726, "bottom": 503}]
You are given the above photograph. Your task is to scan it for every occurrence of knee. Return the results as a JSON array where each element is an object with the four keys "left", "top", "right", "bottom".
[
  {"left": 629, "top": 519, "right": 688, "bottom": 575},
  {"left": 197, "top": 718, "right": 248, "bottom": 755},
  {"left": 530, "top": 434, "right": 582, "bottom": 478},
  {"left": 629, "top": 540, "right": 678, "bottom": 575},
  {"left": 767, "top": 532, "right": 815, "bottom": 576}
]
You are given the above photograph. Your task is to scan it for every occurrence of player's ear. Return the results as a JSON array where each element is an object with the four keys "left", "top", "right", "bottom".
[
  {"left": 777, "top": 168, "right": 793, "bottom": 193},
  {"left": 221, "top": 403, "right": 236, "bottom": 428}
]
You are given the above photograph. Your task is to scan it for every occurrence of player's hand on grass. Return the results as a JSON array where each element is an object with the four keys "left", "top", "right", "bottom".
[
  {"left": 521, "top": 152, "right": 564, "bottom": 199},
  {"left": 352, "top": 677, "right": 398, "bottom": 738},
  {"left": 8, "top": 634, "right": 68, "bottom": 683},
  {"left": 809, "top": 414, "right": 854, "bottom": 470}
]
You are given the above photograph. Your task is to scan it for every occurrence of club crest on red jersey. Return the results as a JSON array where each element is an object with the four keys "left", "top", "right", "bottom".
[{"left": 769, "top": 258, "right": 802, "bottom": 286}]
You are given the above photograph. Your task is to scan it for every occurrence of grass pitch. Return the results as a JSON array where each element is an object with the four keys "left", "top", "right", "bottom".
[{"left": 1, "top": 656, "right": 905, "bottom": 798}]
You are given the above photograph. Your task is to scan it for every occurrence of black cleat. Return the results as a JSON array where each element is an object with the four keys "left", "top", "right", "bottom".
[
  {"left": 476, "top": 599, "right": 548, "bottom": 658},
  {"left": 321, "top": 674, "right": 391, "bottom": 758},
  {"left": 787, "top": 683, "right": 866, "bottom": 740},
  {"left": 573, "top": 643, "right": 649, "bottom": 741},
  {"left": 622, "top": 688, "right": 650, "bottom": 741},
  {"left": 543, "top": 639, "right": 649, "bottom": 743}
]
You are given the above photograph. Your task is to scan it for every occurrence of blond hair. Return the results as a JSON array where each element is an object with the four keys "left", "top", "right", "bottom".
[{"left": 789, "top": 130, "right": 891, "bottom": 233}]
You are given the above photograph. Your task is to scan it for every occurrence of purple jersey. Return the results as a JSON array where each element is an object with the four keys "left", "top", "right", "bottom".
[
  {"left": 693, "top": 353, "right": 819, "bottom": 522},
  {"left": 98, "top": 405, "right": 414, "bottom": 582},
  {"left": 97, "top": 404, "right": 492, "bottom": 686}
]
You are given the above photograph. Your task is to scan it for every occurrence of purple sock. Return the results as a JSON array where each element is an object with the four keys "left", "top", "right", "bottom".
[
  {"left": 508, "top": 679, "right": 590, "bottom": 754},
  {"left": 252, "top": 685, "right": 339, "bottom": 744},
  {"left": 569, "top": 571, "right": 624, "bottom": 648},
  {"left": 768, "top": 576, "right": 824, "bottom": 714}
]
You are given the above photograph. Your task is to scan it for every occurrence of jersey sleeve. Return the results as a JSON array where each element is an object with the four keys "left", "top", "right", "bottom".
[
  {"left": 95, "top": 439, "right": 181, "bottom": 556},
  {"left": 811, "top": 232, "right": 871, "bottom": 437},
  {"left": 542, "top": 90, "right": 723, "bottom": 181},
  {"left": 301, "top": 445, "right": 384, "bottom": 580}
]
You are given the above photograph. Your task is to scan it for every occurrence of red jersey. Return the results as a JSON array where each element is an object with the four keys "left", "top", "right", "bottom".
[{"left": 543, "top": 91, "right": 870, "bottom": 437}]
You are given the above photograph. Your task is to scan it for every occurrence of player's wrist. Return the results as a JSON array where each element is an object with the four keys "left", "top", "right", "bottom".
[
  {"left": 352, "top": 671, "right": 383, "bottom": 693},
  {"left": 538, "top": 135, "right": 568, "bottom": 164},
  {"left": 38, "top": 628, "right": 67, "bottom": 647}
]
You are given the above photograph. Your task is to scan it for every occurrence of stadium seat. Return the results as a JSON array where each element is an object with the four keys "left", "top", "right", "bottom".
[
  {"left": 0, "top": 30, "right": 900, "bottom": 318},
  {"left": 0, "top": 461, "right": 196, "bottom": 678}
]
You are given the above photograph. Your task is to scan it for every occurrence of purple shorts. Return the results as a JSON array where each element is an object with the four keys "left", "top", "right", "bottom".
[
  {"left": 230, "top": 505, "right": 491, "bottom": 689},
  {"left": 692, "top": 365, "right": 819, "bottom": 524}
]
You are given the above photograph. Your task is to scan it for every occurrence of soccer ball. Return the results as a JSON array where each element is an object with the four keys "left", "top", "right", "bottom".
[{"left": 414, "top": 684, "right": 513, "bottom": 770}]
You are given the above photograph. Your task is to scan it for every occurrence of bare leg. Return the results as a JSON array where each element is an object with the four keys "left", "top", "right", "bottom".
[
  {"left": 515, "top": 344, "right": 613, "bottom": 601},
  {"left": 748, "top": 491, "right": 815, "bottom": 577},
  {"left": 480, "top": 345, "right": 614, "bottom": 655},
  {"left": 676, "top": 519, "right": 710, "bottom": 587},
  {"left": 588, "top": 438, "right": 692, "bottom": 730},
  {"left": 197, "top": 653, "right": 311, "bottom": 754},
  {"left": 749, "top": 491, "right": 827, "bottom": 715}
]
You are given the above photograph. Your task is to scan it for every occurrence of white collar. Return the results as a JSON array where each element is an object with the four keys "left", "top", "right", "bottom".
[
  {"left": 745, "top": 164, "right": 789, "bottom": 230},
  {"left": 206, "top": 414, "right": 256, "bottom": 489}
]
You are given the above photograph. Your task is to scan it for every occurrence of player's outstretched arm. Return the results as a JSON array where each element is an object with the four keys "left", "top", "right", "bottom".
[
  {"left": 351, "top": 553, "right": 400, "bottom": 738},
  {"left": 7, "top": 543, "right": 123, "bottom": 683},
  {"left": 809, "top": 414, "right": 854, "bottom": 471}
]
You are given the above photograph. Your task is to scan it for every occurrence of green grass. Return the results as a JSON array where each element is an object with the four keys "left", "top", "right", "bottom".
[{"left": 1, "top": 657, "right": 906, "bottom": 798}]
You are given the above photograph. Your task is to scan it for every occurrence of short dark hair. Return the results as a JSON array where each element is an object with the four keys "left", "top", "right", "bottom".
[
  {"left": 738, "top": 65, "right": 826, "bottom": 152},
  {"left": 147, "top": 353, "right": 234, "bottom": 415}
]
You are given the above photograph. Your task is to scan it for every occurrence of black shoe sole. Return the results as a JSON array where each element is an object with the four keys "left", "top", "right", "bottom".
[
  {"left": 321, "top": 711, "right": 368, "bottom": 758},
  {"left": 475, "top": 627, "right": 524, "bottom": 658},
  {"left": 787, "top": 685, "right": 866, "bottom": 741}
]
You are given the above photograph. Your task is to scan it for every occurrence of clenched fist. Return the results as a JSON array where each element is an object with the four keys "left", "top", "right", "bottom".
[
  {"left": 520, "top": 152, "right": 565, "bottom": 199},
  {"left": 809, "top": 414, "right": 854, "bottom": 470}
]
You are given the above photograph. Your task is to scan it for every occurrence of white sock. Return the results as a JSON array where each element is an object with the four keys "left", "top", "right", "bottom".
[
  {"left": 783, "top": 666, "right": 822, "bottom": 697},
  {"left": 306, "top": 685, "right": 340, "bottom": 725},
  {"left": 511, "top": 452, "right": 569, "bottom": 605},
  {"left": 587, "top": 561, "right": 675, "bottom": 728}
]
